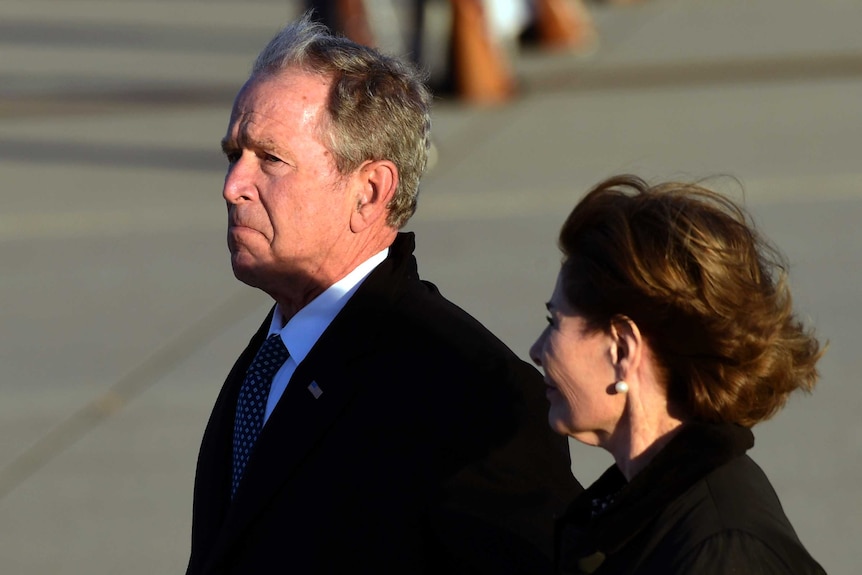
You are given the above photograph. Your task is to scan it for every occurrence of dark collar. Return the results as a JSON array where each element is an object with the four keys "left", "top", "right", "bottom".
[
  {"left": 389, "top": 231, "right": 418, "bottom": 274},
  {"left": 559, "top": 422, "right": 754, "bottom": 571},
  {"left": 391, "top": 230, "right": 416, "bottom": 256}
]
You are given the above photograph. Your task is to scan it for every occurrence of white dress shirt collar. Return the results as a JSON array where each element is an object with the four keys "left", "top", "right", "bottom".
[{"left": 266, "top": 247, "right": 388, "bottom": 364}]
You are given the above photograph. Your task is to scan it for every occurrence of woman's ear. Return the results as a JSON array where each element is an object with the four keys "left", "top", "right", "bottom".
[{"left": 610, "top": 316, "right": 642, "bottom": 378}]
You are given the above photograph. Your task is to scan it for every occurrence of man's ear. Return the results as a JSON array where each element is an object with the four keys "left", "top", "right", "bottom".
[
  {"left": 350, "top": 160, "right": 399, "bottom": 233},
  {"left": 610, "top": 315, "right": 643, "bottom": 380}
]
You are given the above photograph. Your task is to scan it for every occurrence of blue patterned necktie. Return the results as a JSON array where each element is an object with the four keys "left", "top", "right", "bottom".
[{"left": 231, "top": 333, "right": 289, "bottom": 498}]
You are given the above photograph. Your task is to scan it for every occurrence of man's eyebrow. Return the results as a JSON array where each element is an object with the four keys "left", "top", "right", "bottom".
[
  {"left": 220, "top": 135, "right": 283, "bottom": 154},
  {"left": 254, "top": 137, "right": 283, "bottom": 152}
]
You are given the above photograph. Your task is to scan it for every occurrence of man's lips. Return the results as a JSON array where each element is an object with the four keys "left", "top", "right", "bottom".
[
  {"left": 227, "top": 224, "right": 265, "bottom": 248},
  {"left": 228, "top": 222, "right": 262, "bottom": 234}
]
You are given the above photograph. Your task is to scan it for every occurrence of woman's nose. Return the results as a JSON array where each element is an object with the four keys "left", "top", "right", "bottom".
[{"left": 529, "top": 331, "right": 545, "bottom": 367}]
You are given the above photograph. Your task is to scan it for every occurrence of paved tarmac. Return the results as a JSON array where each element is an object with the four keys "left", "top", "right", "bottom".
[{"left": 1, "top": 0, "right": 860, "bottom": 573}]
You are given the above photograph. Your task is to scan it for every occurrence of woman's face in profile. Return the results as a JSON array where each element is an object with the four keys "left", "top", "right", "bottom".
[{"left": 530, "top": 272, "right": 623, "bottom": 446}]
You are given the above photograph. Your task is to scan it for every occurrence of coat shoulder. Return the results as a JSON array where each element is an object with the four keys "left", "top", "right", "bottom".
[{"left": 648, "top": 456, "right": 826, "bottom": 574}]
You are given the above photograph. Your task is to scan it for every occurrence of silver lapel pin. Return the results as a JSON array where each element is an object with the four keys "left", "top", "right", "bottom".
[{"left": 307, "top": 381, "right": 323, "bottom": 399}]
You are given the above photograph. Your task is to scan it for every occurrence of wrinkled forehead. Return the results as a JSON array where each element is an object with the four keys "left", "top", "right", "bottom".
[{"left": 226, "top": 70, "right": 332, "bottom": 138}]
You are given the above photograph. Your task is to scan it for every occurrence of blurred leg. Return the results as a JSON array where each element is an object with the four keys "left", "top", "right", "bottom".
[
  {"left": 449, "top": 0, "right": 516, "bottom": 104},
  {"left": 533, "top": 0, "right": 597, "bottom": 51},
  {"left": 306, "top": 0, "right": 375, "bottom": 46}
]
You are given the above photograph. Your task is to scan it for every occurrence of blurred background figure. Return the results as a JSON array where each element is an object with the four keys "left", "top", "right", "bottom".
[
  {"left": 306, "top": 0, "right": 599, "bottom": 104},
  {"left": 304, "top": 0, "right": 378, "bottom": 46}
]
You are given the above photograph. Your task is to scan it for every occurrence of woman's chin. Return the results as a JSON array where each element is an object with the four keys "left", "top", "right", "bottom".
[
  {"left": 547, "top": 407, "right": 574, "bottom": 437},
  {"left": 547, "top": 412, "right": 603, "bottom": 447}
]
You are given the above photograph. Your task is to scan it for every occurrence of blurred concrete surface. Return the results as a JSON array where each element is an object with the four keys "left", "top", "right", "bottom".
[{"left": 1, "top": 0, "right": 860, "bottom": 573}]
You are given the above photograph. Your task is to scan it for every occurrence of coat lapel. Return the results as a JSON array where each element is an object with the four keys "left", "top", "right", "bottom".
[
  {"left": 192, "top": 313, "right": 271, "bottom": 574},
  {"left": 203, "top": 239, "right": 409, "bottom": 571}
]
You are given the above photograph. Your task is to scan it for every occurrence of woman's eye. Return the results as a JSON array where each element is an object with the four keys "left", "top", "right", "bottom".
[{"left": 546, "top": 315, "right": 554, "bottom": 326}]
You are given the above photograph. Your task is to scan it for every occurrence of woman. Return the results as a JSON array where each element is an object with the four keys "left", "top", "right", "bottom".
[{"left": 530, "top": 175, "right": 826, "bottom": 574}]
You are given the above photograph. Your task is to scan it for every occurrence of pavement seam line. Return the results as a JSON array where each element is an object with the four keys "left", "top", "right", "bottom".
[{"left": 0, "top": 288, "right": 264, "bottom": 501}]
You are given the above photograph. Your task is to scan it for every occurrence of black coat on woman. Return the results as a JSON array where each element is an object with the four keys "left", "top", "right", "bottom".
[{"left": 556, "top": 422, "right": 826, "bottom": 575}]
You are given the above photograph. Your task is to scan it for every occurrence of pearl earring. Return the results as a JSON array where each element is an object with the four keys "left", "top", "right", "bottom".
[{"left": 614, "top": 381, "right": 629, "bottom": 394}]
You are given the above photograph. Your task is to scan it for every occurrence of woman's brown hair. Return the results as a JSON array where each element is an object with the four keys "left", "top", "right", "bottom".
[{"left": 558, "top": 175, "right": 823, "bottom": 427}]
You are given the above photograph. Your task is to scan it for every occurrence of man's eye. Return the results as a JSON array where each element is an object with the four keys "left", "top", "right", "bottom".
[
  {"left": 225, "top": 151, "right": 240, "bottom": 164},
  {"left": 263, "top": 153, "right": 283, "bottom": 164}
]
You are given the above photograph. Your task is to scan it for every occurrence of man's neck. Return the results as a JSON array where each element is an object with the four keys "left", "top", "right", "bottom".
[
  {"left": 268, "top": 230, "right": 396, "bottom": 321},
  {"left": 273, "top": 242, "right": 393, "bottom": 322}
]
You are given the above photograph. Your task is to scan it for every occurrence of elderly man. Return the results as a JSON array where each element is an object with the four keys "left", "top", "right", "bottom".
[{"left": 186, "top": 14, "right": 580, "bottom": 574}]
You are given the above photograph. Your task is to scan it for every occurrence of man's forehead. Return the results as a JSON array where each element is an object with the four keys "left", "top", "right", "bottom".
[
  {"left": 222, "top": 113, "right": 277, "bottom": 151},
  {"left": 237, "top": 70, "right": 331, "bottom": 108},
  {"left": 230, "top": 110, "right": 279, "bottom": 135},
  {"left": 226, "top": 73, "right": 329, "bottom": 137}
]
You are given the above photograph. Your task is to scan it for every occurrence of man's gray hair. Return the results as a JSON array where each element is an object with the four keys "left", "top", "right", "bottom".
[{"left": 252, "top": 13, "right": 432, "bottom": 229}]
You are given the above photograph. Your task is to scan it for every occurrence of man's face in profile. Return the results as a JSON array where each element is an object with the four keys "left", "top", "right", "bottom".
[{"left": 220, "top": 69, "right": 357, "bottom": 293}]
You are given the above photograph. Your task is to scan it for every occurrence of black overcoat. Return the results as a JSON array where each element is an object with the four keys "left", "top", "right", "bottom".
[
  {"left": 187, "top": 232, "right": 581, "bottom": 574},
  {"left": 556, "top": 422, "right": 826, "bottom": 574}
]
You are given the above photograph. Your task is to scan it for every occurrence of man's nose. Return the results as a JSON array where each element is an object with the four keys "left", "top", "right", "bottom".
[{"left": 223, "top": 154, "right": 256, "bottom": 204}]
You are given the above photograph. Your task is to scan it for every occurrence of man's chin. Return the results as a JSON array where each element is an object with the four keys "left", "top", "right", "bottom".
[{"left": 230, "top": 257, "right": 264, "bottom": 288}]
